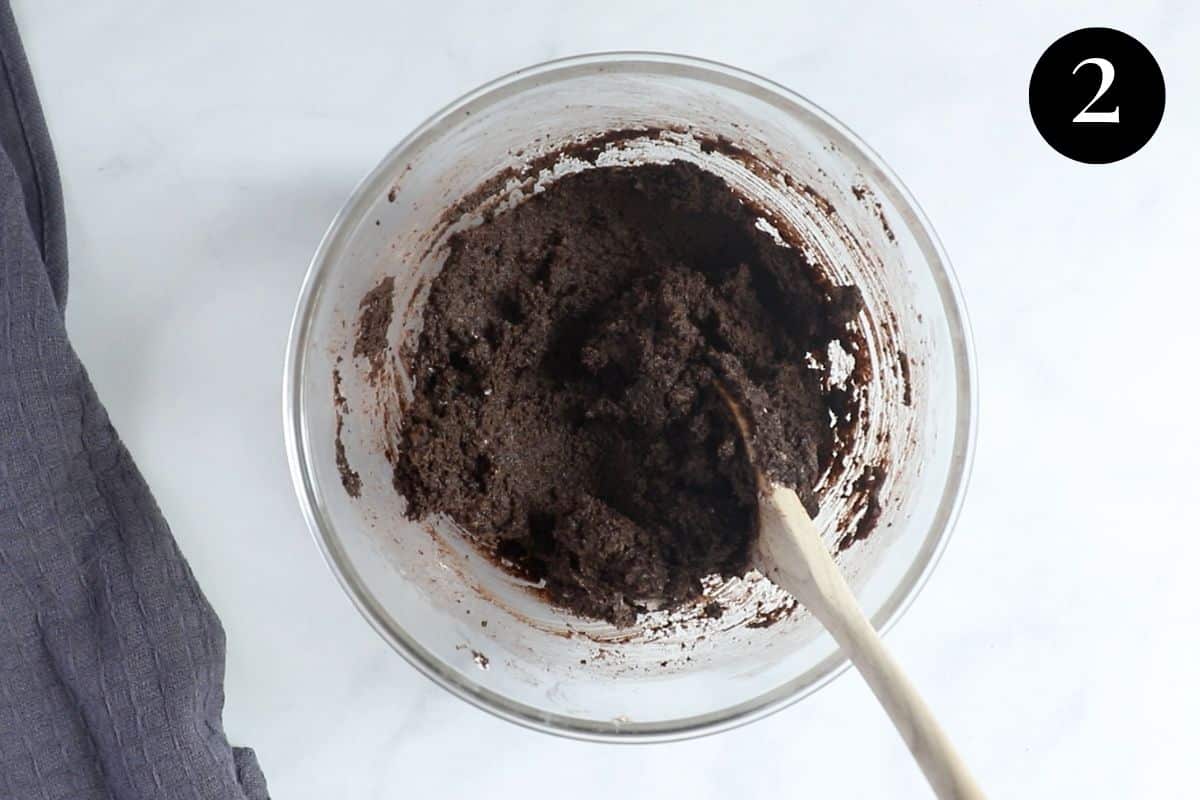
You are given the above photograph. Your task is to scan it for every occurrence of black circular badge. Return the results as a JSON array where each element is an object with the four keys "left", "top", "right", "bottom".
[{"left": 1029, "top": 27, "right": 1165, "bottom": 164}]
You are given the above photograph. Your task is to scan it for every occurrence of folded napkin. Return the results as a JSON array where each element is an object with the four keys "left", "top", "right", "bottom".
[{"left": 1, "top": 4, "right": 267, "bottom": 798}]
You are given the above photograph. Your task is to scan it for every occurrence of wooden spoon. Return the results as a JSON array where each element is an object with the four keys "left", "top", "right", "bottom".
[{"left": 718, "top": 386, "right": 985, "bottom": 800}]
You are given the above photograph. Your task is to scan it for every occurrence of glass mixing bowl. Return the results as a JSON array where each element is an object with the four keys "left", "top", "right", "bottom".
[{"left": 283, "top": 52, "right": 976, "bottom": 742}]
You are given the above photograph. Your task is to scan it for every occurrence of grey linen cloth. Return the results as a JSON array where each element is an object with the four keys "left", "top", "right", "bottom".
[{"left": 1, "top": 4, "right": 268, "bottom": 798}]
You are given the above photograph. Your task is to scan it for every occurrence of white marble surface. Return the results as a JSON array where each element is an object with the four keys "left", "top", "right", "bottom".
[{"left": 13, "top": 1, "right": 1200, "bottom": 796}]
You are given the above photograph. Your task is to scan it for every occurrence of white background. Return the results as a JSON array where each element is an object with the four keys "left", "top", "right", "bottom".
[{"left": 14, "top": 1, "right": 1200, "bottom": 797}]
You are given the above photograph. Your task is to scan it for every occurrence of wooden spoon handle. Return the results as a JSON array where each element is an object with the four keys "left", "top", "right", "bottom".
[
  {"left": 755, "top": 487, "right": 985, "bottom": 800},
  {"left": 818, "top": 585, "right": 984, "bottom": 799}
]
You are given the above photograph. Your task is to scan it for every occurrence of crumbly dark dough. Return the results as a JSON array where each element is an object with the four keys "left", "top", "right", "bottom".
[{"left": 393, "top": 161, "right": 861, "bottom": 624}]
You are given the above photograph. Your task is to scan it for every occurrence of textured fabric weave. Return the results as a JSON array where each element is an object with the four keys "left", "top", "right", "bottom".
[{"left": 1, "top": 4, "right": 267, "bottom": 798}]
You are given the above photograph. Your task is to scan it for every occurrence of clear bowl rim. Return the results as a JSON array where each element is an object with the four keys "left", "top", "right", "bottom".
[{"left": 282, "top": 50, "right": 978, "bottom": 744}]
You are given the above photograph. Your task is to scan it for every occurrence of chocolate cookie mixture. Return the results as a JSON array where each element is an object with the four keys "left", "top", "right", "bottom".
[{"left": 393, "top": 161, "right": 860, "bottom": 624}]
